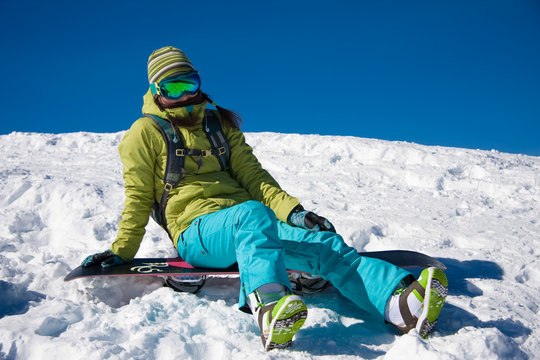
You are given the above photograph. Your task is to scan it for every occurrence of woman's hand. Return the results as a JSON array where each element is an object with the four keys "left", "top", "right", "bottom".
[
  {"left": 81, "top": 250, "right": 127, "bottom": 268},
  {"left": 288, "top": 205, "right": 336, "bottom": 233}
]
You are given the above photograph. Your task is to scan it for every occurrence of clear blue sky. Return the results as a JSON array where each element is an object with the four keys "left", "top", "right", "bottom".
[{"left": 1, "top": 0, "right": 539, "bottom": 155}]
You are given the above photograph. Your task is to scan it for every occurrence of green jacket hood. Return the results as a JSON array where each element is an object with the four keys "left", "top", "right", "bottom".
[{"left": 141, "top": 88, "right": 208, "bottom": 126}]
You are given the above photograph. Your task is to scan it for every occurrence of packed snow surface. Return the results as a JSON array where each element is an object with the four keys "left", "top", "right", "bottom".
[{"left": 0, "top": 130, "right": 538, "bottom": 360}]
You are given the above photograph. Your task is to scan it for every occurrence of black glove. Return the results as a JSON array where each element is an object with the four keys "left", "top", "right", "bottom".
[
  {"left": 81, "top": 250, "right": 126, "bottom": 268},
  {"left": 288, "top": 205, "right": 336, "bottom": 233}
]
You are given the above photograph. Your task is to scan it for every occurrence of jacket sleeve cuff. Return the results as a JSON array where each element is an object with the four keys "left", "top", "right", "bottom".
[
  {"left": 287, "top": 204, "right": 304, "bottom": 223},
  {"left": 109, "top": 244, "right": 136, "bottom": 262},
  {"left": 273, "top": 198, "right": 300, "bottom": 224}
]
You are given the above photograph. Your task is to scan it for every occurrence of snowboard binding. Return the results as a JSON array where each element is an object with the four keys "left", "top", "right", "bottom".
[
  {"left": 288, "top": 273, "right": 330, "bottom": 295},
  {"left": 165, "top": 275, "right": 207, "bottom": 293}
]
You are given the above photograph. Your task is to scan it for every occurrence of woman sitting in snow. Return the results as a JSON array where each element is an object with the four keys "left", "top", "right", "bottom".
[{"left": 82, "top": 46, "right": 448, "bottom": 351}]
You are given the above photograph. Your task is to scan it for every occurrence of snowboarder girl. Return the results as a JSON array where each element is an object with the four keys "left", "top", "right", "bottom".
[{"left": 82, "top": 46, "right": 448, "bottom": 351}]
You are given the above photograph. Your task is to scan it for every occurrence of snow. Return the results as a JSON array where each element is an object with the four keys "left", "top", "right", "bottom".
[{"left": 0, "top": 130, "right": 538, "bottom": 360}]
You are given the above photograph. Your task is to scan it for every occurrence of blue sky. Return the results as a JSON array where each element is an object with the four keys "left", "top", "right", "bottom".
[{"left": 1, "top": 0, "right": 539, "bottom": 155}]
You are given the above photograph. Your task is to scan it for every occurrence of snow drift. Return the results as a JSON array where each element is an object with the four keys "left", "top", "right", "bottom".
[{"left": 0, "top": 130, "right": 538, "bottom": 359}]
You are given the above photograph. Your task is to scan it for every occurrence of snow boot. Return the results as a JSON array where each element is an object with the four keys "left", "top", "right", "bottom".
[
  {"left": 386, "top": 267, "right": 448, "bottom": 338},
  {"left": 249, "top": 291, "right": 308, "bottom": 351}
]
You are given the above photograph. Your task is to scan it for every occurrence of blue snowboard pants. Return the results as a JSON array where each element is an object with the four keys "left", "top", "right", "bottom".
[{"left": 178, "top": 200, "right": 411, "bottom": 318}]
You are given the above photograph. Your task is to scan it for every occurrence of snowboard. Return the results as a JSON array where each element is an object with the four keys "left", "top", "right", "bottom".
[{"left": 64, "top": 250, "right": 446, "bottom": 282}]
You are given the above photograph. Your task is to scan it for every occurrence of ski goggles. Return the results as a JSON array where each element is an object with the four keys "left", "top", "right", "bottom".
[{"left": 150, "top": 71, "right": 201, "bottom": 100}]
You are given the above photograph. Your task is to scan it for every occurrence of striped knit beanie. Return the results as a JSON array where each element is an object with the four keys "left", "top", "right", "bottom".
[{"left": 147, "top": 46, "right": 195, "bottom": 84}]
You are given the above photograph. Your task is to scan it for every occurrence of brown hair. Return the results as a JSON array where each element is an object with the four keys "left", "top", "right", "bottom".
[{"left": 200, "top": 92, "right": 242, "bottom": 129}]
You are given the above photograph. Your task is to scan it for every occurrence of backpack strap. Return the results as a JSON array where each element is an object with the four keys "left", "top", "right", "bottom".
[
  {"left": 203, "top": 109, "right": 230, "bottom": 171},
  {"left": 144, "top": 114, "right": 187, "bottom": 239}
]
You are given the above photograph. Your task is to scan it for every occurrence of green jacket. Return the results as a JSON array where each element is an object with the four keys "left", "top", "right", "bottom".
[{"left": 110, "top": 89, "right": 300, "bottom": 260}]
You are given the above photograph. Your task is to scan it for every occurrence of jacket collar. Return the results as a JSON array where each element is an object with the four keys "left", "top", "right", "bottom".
[{"left": 141, "top": 88, "right": 208, "bottom": 127}]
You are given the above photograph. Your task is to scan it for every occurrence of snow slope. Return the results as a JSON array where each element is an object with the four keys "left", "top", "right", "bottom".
[{"left": 0, "top": 130, "right": 538, "bottom": 360}]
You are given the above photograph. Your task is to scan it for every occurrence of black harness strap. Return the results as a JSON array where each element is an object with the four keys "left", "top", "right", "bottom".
[
  {"left": 144, "top": 114, "right": 186, "bottom": 239},
  {"left": 204, "top": 110, "right": 230, "bottom": 171}
]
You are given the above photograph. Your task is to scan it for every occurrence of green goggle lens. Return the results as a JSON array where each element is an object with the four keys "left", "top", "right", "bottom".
[{"left": 158, "top": 72, "right": 201, "bottom": 100}]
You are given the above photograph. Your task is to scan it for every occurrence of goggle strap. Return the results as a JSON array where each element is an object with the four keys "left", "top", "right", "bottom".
[{"left": 150, "top": 83, "right": 160, "bottom": 96}]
